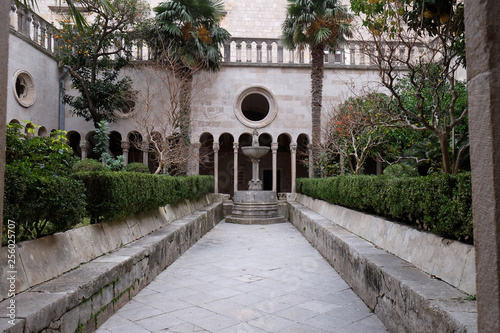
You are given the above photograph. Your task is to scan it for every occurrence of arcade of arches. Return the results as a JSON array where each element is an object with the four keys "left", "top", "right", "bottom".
[{"left": 65, "top": 129, "right": 311, "bottom": 197}]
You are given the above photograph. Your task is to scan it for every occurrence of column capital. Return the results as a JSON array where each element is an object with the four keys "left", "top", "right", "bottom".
[
  {"left": 121, "top": 140, "right": 130, "bottom": 150},
  {"left": 290, "top": 143, "right": 297, "bottom": 153},
  {"left": 233, "top": 142, "right": 239, "bottom": 150},
  {"left": 79, "top": 140, "right": 87, "bottom": 149},
  {"left": 141, "top": 141, "right": 149, "bottom": 151},
  {"left": 213, "top": 142, "right": 220, "bottom": 152},
  {"left": 271, "top": 142, "right": 279, "bottom": 151}
]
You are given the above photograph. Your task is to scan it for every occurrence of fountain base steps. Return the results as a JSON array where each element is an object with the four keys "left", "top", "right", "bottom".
[{"left": 226, "top": 190, "right": 286, "bottom": 224}]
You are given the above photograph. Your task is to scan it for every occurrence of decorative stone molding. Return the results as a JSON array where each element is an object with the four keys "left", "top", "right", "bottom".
[
  {"left": 234, "top": 86, "right": 277, "bottom": 129},
  {"left": 12, "top": 69, "right": 35, "bottom": 107}
]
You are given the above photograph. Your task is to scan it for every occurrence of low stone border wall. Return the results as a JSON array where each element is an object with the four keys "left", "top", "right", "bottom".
[
  {"left": 0, "top": 196, "right": 224, "bottom": 333},
  {"left": 294, "top": 194, "right": 476, "bottom": 295},
  {"left": 287, "top": 199, "right": 477, "bottom": 333}
]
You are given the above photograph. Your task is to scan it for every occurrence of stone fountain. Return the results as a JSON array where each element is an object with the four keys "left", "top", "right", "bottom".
[{"left": 226, "top": 130, "right": 286, "bottom": 224}]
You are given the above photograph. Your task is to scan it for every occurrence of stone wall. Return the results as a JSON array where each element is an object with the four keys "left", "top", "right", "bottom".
[
  {"left": 293, "top": 194, "right": 476, "bottom": 295},
  {"left": 287, "top": 199, "right": 477, "bottom": 333},
  {"left": 7, "top": 32, "right": 60, "bottom": 132},
  {"left": 0, "top": 196, "right": 225, "bottom": 332},
  {"left": 0, "top": 194, "right": 225, "bottom": 301}
]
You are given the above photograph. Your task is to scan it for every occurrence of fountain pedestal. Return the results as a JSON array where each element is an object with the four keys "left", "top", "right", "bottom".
[
  {"left": 225, "top": 191, "right": 285, "bottom": 224},
  {"left": 226, "top": 130, "right": 286, "bottom": 225}
]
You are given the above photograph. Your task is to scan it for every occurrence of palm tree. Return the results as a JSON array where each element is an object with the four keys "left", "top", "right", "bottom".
[
  {"left": 152, "top": 0, "right": 231, "bottom": 146},
  {"left": 282, "top": 0, "right": 353, "bottom": 176}
]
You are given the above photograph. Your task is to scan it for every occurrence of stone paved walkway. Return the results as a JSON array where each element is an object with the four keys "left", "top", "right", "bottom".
[{"left": 96, "top": 221, "right": 388, "bottom": 333}]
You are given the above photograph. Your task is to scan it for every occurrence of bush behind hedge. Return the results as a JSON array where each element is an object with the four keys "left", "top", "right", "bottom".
[
  {"left": 74, "top": 172, "right": 214, "bottom": 223},
  {"left": 296, "top": 173, "right": 473, "bottom": 243},
  {"left": 4, "top": 164, "right": 87, "bottom": 242}
]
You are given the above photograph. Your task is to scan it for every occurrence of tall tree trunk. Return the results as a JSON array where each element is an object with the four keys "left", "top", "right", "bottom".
[
  {"left": 310, "top": 44, "right": 325, "bottom": 177},
  {"left": 438, "top": 131, "right": 451, "bottom": 174},
  {"left": 180, "top": 68, "right": 193, "bottom": 148}
]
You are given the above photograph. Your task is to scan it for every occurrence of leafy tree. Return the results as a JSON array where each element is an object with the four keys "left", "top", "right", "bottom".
[
  {"left": 323, "top": 93, "right": 391, "bottom": 175},
  {"left": 93, "top": 120, "right": 126, "bottom": 171},
  {"left": 131, "top": 50, "right": 216, "bottom": 175},
  {"left": 282, "top": 0, "right": 353, "bottom": 175},
  {"left": 57, "top": 0, "right": 149, "bottom": 127},
  {"left": 3, "top": 123, "right": 86, "bottom": 242},
  {"left": 147, "top": 0, "right": 231, "bottom": 146},
  {"left": 349, "top": 0, "right": 467, "bottom": 174}
]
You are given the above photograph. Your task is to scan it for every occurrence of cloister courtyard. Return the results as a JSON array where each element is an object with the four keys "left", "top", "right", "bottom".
[{"left": 1, "top": 0, "right": 500, "bottom": 332}]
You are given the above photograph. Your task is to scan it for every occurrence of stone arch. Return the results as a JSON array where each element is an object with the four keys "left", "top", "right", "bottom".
[
  {"left": 297, "top": 133, "right": 310, "bottom": 178},
  {"left": 9, "top": 119, "right": 20, "bottom": 125},
  {"left": 66, "top": 131, "right": 82, "bottom": 158},
  {"left": 218, "top": 133, "right": 235, "bottom": 194},
  {"left": 238, "top": 132, "right": 252, "bottom": 147},
  {"left": 109, "top": 131, "right": 123, "bottom": 158},
  {"left": 127, "top": 131, "right": 143, "bottom": 164},
  {"left": 85, "top": 131, "right": 99, "bottom": 160},
  {"left": 24, "top": 122, "right": 34, "bottom": 137},
  {"left": 37, "top": 126, "right": 48, "bottom": 137},
  {"left": 199, "top": 132, "right": 214, "bottom": 176},
  {"left": 49, "top": 129, "right": 57, "bottom": 137},
  {"left": 276, "top": 133, "right": 292, "bottom": 193},
  {"left": 258, "top": 132, "right": 273, "bottom": 147}
]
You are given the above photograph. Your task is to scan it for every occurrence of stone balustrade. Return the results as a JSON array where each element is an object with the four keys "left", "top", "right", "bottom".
[
  {"left": 9, "top": 3, "right": 426, "bottom": 68},
  {"left": 10, "top": 2, "right": 57, "bottom": 54}
]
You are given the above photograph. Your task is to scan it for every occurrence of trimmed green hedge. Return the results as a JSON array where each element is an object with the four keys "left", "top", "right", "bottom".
[
  {"left": 74, "top": 172, "right": 214, "bottom": 223},
  {"left": 296, "top": 173, "right": 473, "bottom": 243}
]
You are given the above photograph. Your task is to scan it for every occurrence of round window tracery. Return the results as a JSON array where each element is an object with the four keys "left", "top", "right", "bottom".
[
  {"left": 13, "top": 70, "right": 36, "bottom": 108},
  {"left": 114, "top": 91, "right": 137, "bottom": 119},
  {"left": 234, "top": 86, "right": 277, "bottom": 128}
]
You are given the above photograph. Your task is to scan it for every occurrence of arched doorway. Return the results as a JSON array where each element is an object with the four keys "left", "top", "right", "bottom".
[
  {"left": 66, "top": 131, "right": 82, "bottom": 158},
  {"left": 128, "top": 132, "right": 143, "bottom": 164}
]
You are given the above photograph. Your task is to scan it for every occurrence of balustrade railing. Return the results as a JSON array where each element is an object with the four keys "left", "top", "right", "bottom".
[
  {"left": 9, "top": 2, "right": 425, "bottom": 68},
  {"left": 10, "top": 2, "right": 57, "bottom": 54}
]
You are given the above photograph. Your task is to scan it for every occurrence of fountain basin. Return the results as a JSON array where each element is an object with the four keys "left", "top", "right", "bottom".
[
  {"left": 226, "top": 191, "right": 286, "bottom": 224},
  {"left": 241, "top": 146, "right": 270, "bottom": 159}
]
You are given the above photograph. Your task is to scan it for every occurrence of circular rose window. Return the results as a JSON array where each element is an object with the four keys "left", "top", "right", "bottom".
[
  {"left": 13, "top": 70, "right": 36, "bottom": 108},
  {"left": 234, "top": 86, "right": 277, "bottom": 128},
  {"left": 114, "top": 91, "right": 137, "bottom": 119}
]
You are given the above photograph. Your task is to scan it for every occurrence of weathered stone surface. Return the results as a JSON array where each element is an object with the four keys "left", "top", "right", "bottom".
[
  {"left": 295, "top": 194, "right": 476, "bottom": 295},
  {"left": 0, "top": 318, "right": 24, "bottom": 333},
  {"left": 5, "top": 198, "right": 224, "bottom": 333},
  {"left": 17, "top": 233, "right": 79, "bottom": 289},
  {"left": 287, "top": 200, "right": 477, "bottom": 333},
  {"left": 66, "top": 224, "right": 110, "bottom": 264},
  {"left": 0, "top": 247, "right": 30, "bottom": 299},
  {"left": 4, "top": 292, "right": 68, "bottom": 333},
  {"left": 227, "top": 190, "right": 285, "bottom": 224}
]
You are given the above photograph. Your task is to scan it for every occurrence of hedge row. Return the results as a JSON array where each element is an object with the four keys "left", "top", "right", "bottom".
[
  {"left": 73, "top": 172, "right": 214, "bottom": 223},
  {"left": 296, "top": 173, "right": 473, "bottom": 243}
]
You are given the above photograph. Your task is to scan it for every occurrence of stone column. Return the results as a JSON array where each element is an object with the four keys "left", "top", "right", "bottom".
[
  {"left": 233, "top": 142, "right": 239, "bottom": 193},
  {"left": 290, "top": 143, "right": 297, "bottom": 193},
  {"left": 465, "top": 1, "right": 500, "bottom": 331},
  {"left": 80, "top": 140, "right": 87, "bottom": 160},
  {"left": 190, "top": 142, "right": 201, "bottom": 176},
  {"left": 272, "top": 143, "right": 278, "bottom": 192},
  {"left": 141, "top": 141, "right": 149, "bottom": 166},
  {"left": 307, "top": 144, "right": 314, "bottom": 178},
  {"left": 213, "top": 142, "right": 219, "bottom": 193},
  {"left": 121, "top": 141, "right": 130, "bottom": 165}
]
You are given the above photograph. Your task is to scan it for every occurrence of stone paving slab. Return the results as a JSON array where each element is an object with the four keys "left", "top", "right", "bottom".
[{"left": 96, "top": 221, "right": 388, "bottom": 333}]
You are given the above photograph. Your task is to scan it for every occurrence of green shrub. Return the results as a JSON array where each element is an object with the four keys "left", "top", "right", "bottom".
[
  {"left": 74, "top": 172, "right": 214, "bottom": 223},
  {"left": 72, "top": 159, "right": 107, "bottom": 173},
  {"left": 296, "top": 172, "right": 473, "bottom": 243},
  {"left": 383, "top": 164, "right": 419, "bottom": 177},
  {"left": 3, "top": 123, "right": 86, "bottom": 243},
  {"left": 4, "top": 164, "right": 86, "bottom": 242},
  {"left": 126, "top": 162, "right": 150, "bottom": 173}
]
